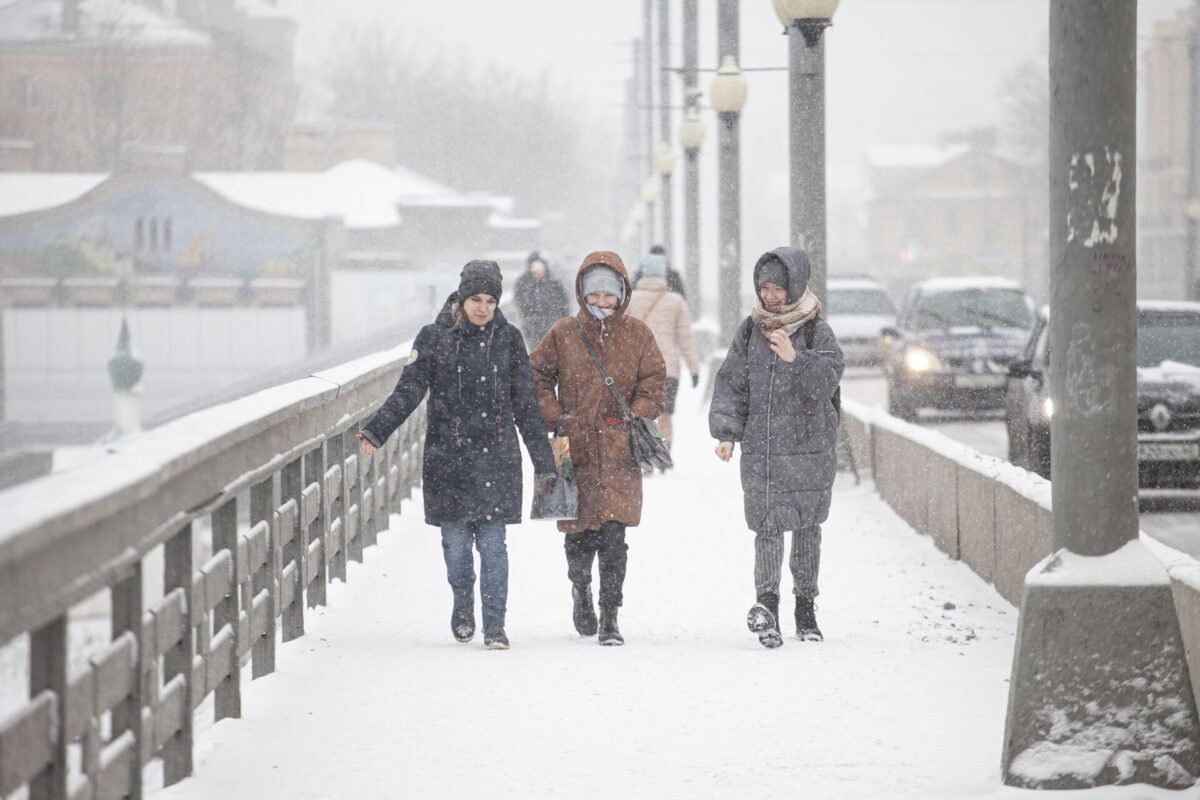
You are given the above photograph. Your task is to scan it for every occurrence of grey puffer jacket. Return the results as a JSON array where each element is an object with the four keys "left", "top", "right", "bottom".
[{"left": 708, "top": 247, "right": 845, "bottom": 534}]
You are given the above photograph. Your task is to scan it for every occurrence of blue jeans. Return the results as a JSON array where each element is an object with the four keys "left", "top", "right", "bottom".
[{"left": 441, "top": 520, "right": 508, "bottom": 627}]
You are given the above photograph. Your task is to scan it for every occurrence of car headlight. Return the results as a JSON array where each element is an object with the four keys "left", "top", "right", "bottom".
[
  {"left": 1041, "top": 396, "right": 1054, "bottom": 420},
  {"left": 903, "top": 346, "right": 941, "bottom": 373}
]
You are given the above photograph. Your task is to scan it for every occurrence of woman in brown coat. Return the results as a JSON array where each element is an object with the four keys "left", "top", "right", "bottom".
[{"left": 530, "top": 251, "right": 666, "bottom": 646}]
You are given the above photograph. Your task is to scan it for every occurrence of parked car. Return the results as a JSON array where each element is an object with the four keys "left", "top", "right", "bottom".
[
  {"left": 1006, "top": 301, "right": 1200, "bottom": 487},
  {"left": 882, "top": 276, "right": 1036, "bottom": 421},
  {"left": 825, "top": 275, "right": 897, "bottom": 366}
]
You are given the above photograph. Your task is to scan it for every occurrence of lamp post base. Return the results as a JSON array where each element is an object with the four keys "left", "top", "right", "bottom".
[{"left": 1002, "top": 542, "right": 1200, "bottom": 789}]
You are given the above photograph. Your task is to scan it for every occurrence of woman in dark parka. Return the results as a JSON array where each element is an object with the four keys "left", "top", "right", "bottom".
[
  {"left": 357, "top": 260, "right": 556, "bottom": 650},
  {"left": 709, "top": 246, "right": 844, "bottom": 648}
]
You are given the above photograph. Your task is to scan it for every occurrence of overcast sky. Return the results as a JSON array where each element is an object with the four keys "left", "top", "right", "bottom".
[{"left": 275, "top": 0, "right": 1194, "bottom": 298}]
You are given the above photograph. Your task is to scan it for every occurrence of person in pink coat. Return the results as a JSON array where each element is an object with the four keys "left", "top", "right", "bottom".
[{"left": 625, "top": 250, "right": 700, "bottom": 459}]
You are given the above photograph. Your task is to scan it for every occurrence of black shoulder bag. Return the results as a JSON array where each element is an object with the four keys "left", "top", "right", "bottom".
[{"left": 572, "top": 318, "right": 672, "bottom": 473}]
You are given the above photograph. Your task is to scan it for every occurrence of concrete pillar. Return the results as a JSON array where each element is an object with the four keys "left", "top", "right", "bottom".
[{"left": 1002, "top": 2, "right": 1200, "bottom": 788}]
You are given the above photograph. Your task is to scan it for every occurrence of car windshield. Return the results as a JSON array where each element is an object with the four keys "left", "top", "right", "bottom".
[
  {"left": 905, "top": 288, "right": 1033, "bottom": 331},
  {"left": 828, "top": 289, "right": 895, "bottom": 315},
  {"left": 1138, "top": 315, "right": 1200, "bottom": 368}
]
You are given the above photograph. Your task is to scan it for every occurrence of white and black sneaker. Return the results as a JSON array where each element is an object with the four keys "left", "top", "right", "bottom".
[
  {"left": 747, "top": 592, "right": 782, "bottom": 649},
  {"left": 484, "top": 625, "right": 510, "bottom": 650},
  {"left": 451, "top": 603, "right": 475, "bottom": 643}
]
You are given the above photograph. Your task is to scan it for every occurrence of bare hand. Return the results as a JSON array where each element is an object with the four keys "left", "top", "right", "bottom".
[
  {"left": 355, "top": 433, "right": 377, "bottom": 456},
  {"left": 768, "top": 329, "right": 797, "bottom": 363},
  {"left": 715, "top": 441, "right": 734, "bottom": 462}
]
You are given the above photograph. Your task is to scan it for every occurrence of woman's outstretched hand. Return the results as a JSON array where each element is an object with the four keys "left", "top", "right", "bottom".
[
  {"left": 355, "top": 433, "right": 377, "bottom": 456},
  {"left": 715, "top": 441, "right": 734, "bottom": 462}
]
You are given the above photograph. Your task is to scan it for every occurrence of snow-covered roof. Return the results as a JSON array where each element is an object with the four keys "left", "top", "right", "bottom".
[
  {"left": 865, "top": 143, "right": 970, "bottom": 170},
  {"left": 0, "top": 160, "right": 516, "bottom": 230},
  {"left": 0, "top": 172, "right": 109, "bottom": 217},
  {"left": 1137, "top": 300, "right": 1200, "bottom": 314},
  {"left": 195, "top": 159, "right": 491, "bottom": 229},
  {"left": 0, "top": 0, "right": 210, "bottom": 46}
]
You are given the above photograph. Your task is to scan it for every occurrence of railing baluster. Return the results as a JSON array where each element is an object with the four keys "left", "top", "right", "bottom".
[
  {"left": 162, "top": 524, "right": 194, "bottom": 786},
  {"left": 111, "top": 563, "right": 144, "bottom": 798},
  {"left": 211, "top": 499, "right": 240, "bottom": 721},
  {"left": 303, "top": 447, "right": 327, "bottom": 608},
  {"left": 28, "top": 616, "right": 67, "bottom": 800},
  {"left": 280, "top": 458, "right": 304, "bottom": 640},
  {"left": 249, "top": 478, "right": 276, "bottom": 678}
]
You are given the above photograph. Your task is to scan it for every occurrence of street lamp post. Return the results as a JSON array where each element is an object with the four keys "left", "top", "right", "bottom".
[
  {"left": 681, "top": 0, "right": 701, "bottom": 317},
  {"left": 775, "top": 0, "right": 839, "bottom": 307},
  {"left": 710, "top": 55, "right": 748, "bottom": 346},
  {"left": 654, "top": 142, "right": 677, "bottom": 256},
  {"left": 678, "top": 105, "right": 705, "bottom": 319}
]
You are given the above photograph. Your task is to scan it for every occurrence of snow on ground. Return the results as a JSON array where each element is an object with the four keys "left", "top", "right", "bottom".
[{"left": 147, "top": 381, "right": 1200, "bottom": 800}]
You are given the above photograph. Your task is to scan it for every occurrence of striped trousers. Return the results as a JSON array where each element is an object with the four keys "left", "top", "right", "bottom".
[{"left": 754, "top": 524, "right": 821, "bottom": 599}]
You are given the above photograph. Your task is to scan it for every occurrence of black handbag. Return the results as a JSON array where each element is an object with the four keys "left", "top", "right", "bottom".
[{"left": 572, "top": 319, "right": 673, "bottom": 473}]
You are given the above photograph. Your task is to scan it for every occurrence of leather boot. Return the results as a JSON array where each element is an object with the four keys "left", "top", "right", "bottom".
[
  {"left": 598, "top": 605, "right": 624, "bottom": 646},
  {"left": 795, "top": 596, "right": 823, "bottom": 642},
  {"left": 572, "top": 584, "right": 598, "bottom": 636}
]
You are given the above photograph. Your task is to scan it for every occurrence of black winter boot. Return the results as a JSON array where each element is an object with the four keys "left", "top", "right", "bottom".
[
  {"left": 451, "top": 603, "right": 475, "bottom": 643},
  {"left": 572, "top": 584, "right": 598, "bottom": 637},
  {"left": 483, "top": 625, "right": 510, "bottom": 650},
  {"left": 598, "top": 606, "right": 624, "bottom": 646},
  {"left": 747, "top": 591, "right": 782, "bottom": 649},
  {"left": 795, "top": 596, "right": 823, "bottom": 642}
]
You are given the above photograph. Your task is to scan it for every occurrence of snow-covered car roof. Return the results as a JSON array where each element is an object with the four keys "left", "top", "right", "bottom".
[
  {"left": 912, "top": 275, "right": 1026, "bottom": 294},
  {"left": 827, "top": 276, "right": 888, "bottom": 291}
]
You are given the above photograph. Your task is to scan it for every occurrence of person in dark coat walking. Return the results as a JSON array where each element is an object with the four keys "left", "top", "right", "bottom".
[
  {"left": 529, "top": 251, "right": 667, "bottom": 646},
  {"left": 513, "top": 251, "right": 571, "bottom": 352},
  {"left": 356, "top": 259, "right": 556, "bottom": 650},
  {"left": 709, "top": 246, "right": 844, "bottom": 648}
]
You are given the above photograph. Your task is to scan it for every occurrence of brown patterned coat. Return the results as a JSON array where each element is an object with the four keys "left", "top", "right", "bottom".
[{"left": 530, "top": 251, "right": 667, "bottom": 534}]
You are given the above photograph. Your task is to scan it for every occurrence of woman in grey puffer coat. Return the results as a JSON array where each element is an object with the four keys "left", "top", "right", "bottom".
[{"left": 709, "top": 246, "right": 844, "bottom": 648}]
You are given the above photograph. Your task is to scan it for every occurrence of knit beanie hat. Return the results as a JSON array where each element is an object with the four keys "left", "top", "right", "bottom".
[
  {"left": 580, "top": 265, "right": 625, "bottom": 302},
  {"left": 755, "top": 257, "right": 789, "bottom": 293},
  {"left": 458, "top": 259, "right": 503, "bottom": 301},
  {"left": 640, "top": 252, "right": 668, "bottom": 279}
]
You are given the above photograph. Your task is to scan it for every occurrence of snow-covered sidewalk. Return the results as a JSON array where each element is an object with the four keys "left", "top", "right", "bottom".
[{"left": 148, "top": 387, "right": 1191, "bottom": 799}]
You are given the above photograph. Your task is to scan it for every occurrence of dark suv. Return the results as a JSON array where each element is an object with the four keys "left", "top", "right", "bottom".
[
  {"left": 1005, "top": 301, "right": 1200, "bottom": 487},
  {"left": 882, "top": 276, "right": 1036, "bottom": 421}
]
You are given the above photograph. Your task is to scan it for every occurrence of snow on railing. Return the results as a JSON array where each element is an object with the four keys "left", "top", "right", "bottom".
[{"left": 0, "top": 341, "right": 425, "bottom": 798}]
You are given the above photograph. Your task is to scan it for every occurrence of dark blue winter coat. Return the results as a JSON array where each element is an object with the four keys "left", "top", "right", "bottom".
[{"left": 360, "top": 296, "right": 556, "bottom": 526}]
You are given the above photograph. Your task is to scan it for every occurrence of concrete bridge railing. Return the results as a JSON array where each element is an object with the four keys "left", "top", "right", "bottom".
[
  {"left": 839, "top": 397, "right": 1200, "bottom": 712},
  {"left": 0, "top": 341, "right": 424, "bottom": 799}
]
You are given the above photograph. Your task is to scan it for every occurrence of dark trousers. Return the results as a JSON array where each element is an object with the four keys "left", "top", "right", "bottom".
[{"left": 564, "top": 521, "right": 628, "bottom": 609}]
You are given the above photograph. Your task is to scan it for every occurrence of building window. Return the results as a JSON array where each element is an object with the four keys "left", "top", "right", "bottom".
[
  {"left": 149, "top": 218, "right": 158, "bottom": 251},
  {"left": 135, "top": 218, "right": 144, "bottom": 250},
  {"left": 19, "top": 77, "right": 39, "bottom": 109},
  {"left": 163, "top": 218, "right": 172, "bottom": 251}
]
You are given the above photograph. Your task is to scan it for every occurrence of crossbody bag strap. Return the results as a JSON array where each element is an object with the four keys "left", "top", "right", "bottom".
[
  {"left": 636, "top": 290, "right": 668, "bottom": 321},
  {"left": 572, "top": 317, "right": 635, "bottom": 421}
]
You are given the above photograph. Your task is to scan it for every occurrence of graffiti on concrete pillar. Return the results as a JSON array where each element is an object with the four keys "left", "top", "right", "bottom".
[
  {"left": 1066, "top": 148, "right": 1122, "bottom": 247},
  {"left": 1065, "top": 320, "right": 1115, "bottom": 416}
]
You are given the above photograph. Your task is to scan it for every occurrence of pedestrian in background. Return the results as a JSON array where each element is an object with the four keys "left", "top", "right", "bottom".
[
  {"left": 708, "top": 246, "right": 844, "bottom": 648},
  {"left": 530, "top": 251, "right": 666, "bottom": 646},
  {"left": 357, "top": 260, "right": 556, "bottom": 650},
  {"left": 513, "top": 250, "right": 571, "bottom": 352},
  {"left": 631, "top": 244, "right": 688, "bottom": 299},
  {"left": 626, "top": 248, "right": 700, "bottom": 462}
]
